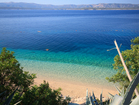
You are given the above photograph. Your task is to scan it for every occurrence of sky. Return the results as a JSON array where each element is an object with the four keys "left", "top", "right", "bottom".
[{"left": 0, "top": 0, "right": 139, "bottom": 5}]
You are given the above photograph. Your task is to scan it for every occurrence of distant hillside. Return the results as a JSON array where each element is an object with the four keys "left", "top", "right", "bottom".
[{"left": 0, "top": 2, "right": 139, "bottom": 10}]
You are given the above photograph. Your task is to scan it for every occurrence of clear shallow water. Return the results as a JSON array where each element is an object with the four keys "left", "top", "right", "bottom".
[
  {"left": 18, "top": 59, "right": 116, "bottom": 87},
  {"left": 0, "top": 10, "right": 139, "bottom": 86}
]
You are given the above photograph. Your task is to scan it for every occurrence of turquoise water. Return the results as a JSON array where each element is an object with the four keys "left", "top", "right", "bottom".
[
  {"left": 0, "top": 10, "right": 139, "bottom": 87},
  {"left": 18, "top": 59, "right": 116, "bottom": 87}
]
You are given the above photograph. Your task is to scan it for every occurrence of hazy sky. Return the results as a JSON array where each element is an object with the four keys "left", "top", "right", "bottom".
[{"left": 0, "top": 0, "right": 139, "bottom": 5}]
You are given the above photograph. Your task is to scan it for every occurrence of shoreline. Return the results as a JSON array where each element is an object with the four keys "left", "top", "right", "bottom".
[
  {"left": 18, "top": 59, "right": 118, "bottom": 104},
  {"left": 33, "top": 77, "right": 118, "bottom": 104}
]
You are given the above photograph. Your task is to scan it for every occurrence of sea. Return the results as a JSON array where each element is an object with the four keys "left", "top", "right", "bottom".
[{"left": 0, "top": 10, "right": 139, "bottom": 87}]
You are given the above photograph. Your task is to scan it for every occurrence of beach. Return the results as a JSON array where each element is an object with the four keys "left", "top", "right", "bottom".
[
  {"left": 34, "top": 77, "right": 118, "bottom": 104},
  {"left": 18, "top": 59, "right": 118, "bottom": 104},
  {"left": 16, "top": 58, "right": 119, "bottom": 104}
]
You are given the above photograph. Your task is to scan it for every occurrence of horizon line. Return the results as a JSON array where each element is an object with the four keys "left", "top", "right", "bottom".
[{"left": 0, "top": 2, "right": 139, "bottom": 5}]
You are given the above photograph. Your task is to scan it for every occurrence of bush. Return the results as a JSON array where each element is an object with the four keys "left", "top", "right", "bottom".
[
  {"left": 18, "top": 80, "right": 70, "bottom": 105},
  {"left": 106, "top": 37, "right": 139, "bottom": 89},
  {"left": 0, "top": 47, "right": 36, "bottom": 104},
  {"left": 0, "top": 48, "right": 71, "bottom": 105}
]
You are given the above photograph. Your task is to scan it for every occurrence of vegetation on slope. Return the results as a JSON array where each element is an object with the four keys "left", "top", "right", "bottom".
[
  {"left": 0, "top": 47, "right": 70, "bottom": 105},
  {"left": 106, "top": 37, "right": 139, "bottom": 89}
]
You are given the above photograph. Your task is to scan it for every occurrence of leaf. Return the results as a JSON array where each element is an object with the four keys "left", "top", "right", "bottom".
[
  {"left": 0, "top": 91, "right": 6, "bottom": 96},
  {"left": 92, "top": 91, "right": 99, "bottom": 105},
  {"left": 121, "top": 87, "right": 125, "bottom": 97},
  {"left": 86, "top": 89, "right": 89, "bottom": 105},
  {"left": 100, "top": 90, "right": 103, "bottom": 105},
  {"left": 3, "top": 88, "right": 18, "bottom": 105},
  {"left": 122, "top": 72, "right": 139, "bottom": 105},
  {"left": 108, "top": 92, "right": 114, "bottom": 97},
  {"left": 88, "top": 94, "right": 94, "bottom": 105},
  {"left": 114, "top": 85, "right": 121, "bottom": 94}
]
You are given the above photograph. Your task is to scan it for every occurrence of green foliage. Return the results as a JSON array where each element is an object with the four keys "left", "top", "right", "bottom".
[
  {"left": 3, "top": 88, "right": 18, "bottom": 105},
  {"left": 131, "top": 37, "right": 139, "bottom": 44},
  {"left": 0, "top": 48, "right": 70, "bottom": 105},
  {"left": 106, "top": 37, "right": 139, "bottom": 89},
  {"left": 0, "top": 47, "right": 36, "bottom": 104},
  {"left": 18, "top": 80, "right": 70, "bottom": 105}
]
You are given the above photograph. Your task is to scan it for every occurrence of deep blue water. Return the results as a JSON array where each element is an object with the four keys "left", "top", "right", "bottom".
[{"left": 0, "top": 10, "right": 139, "bottom": 85}]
